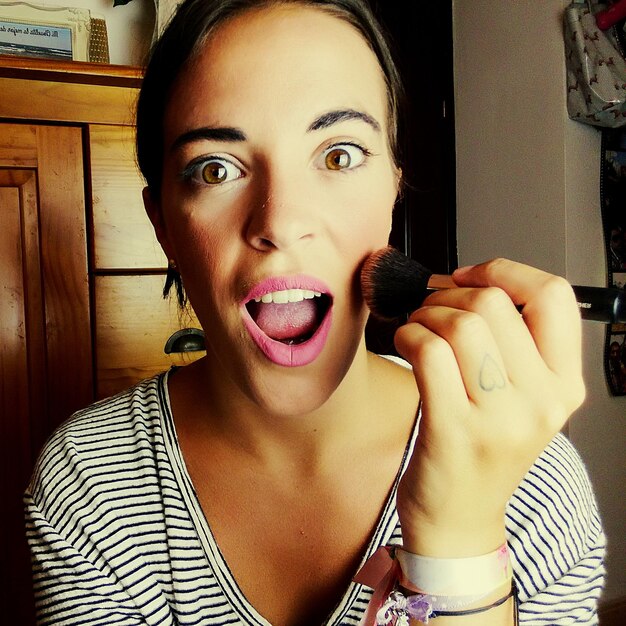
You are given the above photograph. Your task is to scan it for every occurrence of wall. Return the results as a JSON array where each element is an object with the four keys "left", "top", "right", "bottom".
[{"left": 453, "top": 0, "right": 626, "bottom": 608}]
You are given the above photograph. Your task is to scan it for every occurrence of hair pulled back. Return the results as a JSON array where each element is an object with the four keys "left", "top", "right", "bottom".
[{"left": 135, "top": 0, "right": 404, "bottom": 195}]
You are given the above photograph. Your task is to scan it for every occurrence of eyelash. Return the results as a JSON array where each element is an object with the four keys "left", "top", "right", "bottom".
[{"left": 179, "top": 141, "right": 374, "bottom": 186}]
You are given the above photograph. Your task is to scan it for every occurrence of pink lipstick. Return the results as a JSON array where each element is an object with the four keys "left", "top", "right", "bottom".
[{"left": 241, "top": 275, "right": 333, "bottom": 367}]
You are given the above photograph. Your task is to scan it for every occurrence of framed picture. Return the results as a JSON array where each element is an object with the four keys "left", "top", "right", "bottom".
[
  {"left": 154, "top": 0, "right": 182, "bottom": 38},
  {"left": 601, "top": 129, "right": 626, "bottom": 395},
  {"left": 607, "top": 327, "right": 626, "bottom": 395},
  {"left": 0, "top": 3, "right": 94, "bottom": 61}
]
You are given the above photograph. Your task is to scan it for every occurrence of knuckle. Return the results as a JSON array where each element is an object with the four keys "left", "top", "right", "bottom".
[
  {"left": 481, "top": 257, "right": 511, "bottom": 278},
  {"left": 396, "top": 325, "right": 453, "bottom": 366},
  {"left": 468, "top": 286, "right": 511, "bottom": 313},
  {"left": 485, "top": 257, "right": 510, "bottom": 271},
  {"left": 446, "top": 309, "right": 485, "bottom": 339},
  {"left": 539, "top": 274, "right": 576, "bottom": 304}
]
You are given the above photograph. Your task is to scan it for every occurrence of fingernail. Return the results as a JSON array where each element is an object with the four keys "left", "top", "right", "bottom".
[{"left": 452, "top": 265, "right": 473, "bottom": 278}]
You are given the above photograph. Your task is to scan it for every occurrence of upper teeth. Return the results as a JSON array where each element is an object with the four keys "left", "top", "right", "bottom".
[{"left": 254, "top": 289, "right": 322, "bottom": 304}]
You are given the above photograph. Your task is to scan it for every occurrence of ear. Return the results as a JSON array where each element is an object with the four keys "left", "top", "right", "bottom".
[
  {"left": 395, "top": 166, "right": 404, "bottom": 200},
  {"left": 143, "top": 186, "right": 176, "bottom": 262}
]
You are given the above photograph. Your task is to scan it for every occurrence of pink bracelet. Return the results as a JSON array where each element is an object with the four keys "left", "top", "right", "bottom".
[{"left": 354, "top": 543, "right": 514, "bottom": 626}]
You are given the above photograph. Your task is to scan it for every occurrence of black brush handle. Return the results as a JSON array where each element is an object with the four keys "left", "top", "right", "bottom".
[{"left": 573, "top": 285, "right": 626, "bottom": 323}]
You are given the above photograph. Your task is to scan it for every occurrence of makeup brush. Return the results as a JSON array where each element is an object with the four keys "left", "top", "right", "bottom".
[{"left": 361, "top": 246, "right": 626, "bottom": 324}]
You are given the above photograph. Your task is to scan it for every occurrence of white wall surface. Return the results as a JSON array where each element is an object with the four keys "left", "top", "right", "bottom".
[{"left": 454, "top": 0, "right": 626, "bottom": 606}]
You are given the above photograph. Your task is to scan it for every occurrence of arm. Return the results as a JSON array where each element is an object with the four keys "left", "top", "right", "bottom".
[
  {"left": 507, "top": 434, "right": 605, "bottom": 625},
  {"left": 393, "top": 259, "right": 602, "bottom": 625},
  {"left": 23, "top": 406, "right": 178, "bottom": 626}
]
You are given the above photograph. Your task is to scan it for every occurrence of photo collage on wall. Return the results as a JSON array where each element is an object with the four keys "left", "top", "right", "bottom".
[{"left": 602, "top": 129, "right": 626, "bottom": 396}]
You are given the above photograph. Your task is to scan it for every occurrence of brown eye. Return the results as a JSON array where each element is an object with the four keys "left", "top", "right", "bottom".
[
  {"left": 325, "top": 148, "right": 352, "bottom": 170},
  {"left": 202, "top": 161, "right": 229, "bottom": 184},
  {"left": 182, "top": 156, "right": 243, "bottom": 186},
  {"left": 321, "top": 143, "right": 368, "bottom": 171}
]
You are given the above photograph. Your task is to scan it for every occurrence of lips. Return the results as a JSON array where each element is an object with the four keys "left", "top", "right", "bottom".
[{"left": 241, "top": 275, "right": 333, "bottom": 367}]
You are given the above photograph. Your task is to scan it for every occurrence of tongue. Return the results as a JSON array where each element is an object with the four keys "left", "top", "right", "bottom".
[{"left": 251, "top": 300, "right": 319, "bottom": 341}]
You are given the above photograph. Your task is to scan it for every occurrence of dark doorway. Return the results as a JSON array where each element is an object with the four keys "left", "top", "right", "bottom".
[{"left": 366, "top": 2, "right": 457, "bottom": 354}]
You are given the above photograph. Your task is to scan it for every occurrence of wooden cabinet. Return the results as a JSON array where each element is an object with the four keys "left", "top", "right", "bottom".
[{"left": 0, "top": 58, "right": 202, "bottom": 625}]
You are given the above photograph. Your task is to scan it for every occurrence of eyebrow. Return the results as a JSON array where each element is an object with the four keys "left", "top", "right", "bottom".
[
  {"left": 170, "top": 108, "right": 381, "bottom": 152},
  {"left": 170, "top": 126, "right": 247, "bottom": 152},
  {"left": 307, "top": 109, "right": 381, "bottom": 133}
]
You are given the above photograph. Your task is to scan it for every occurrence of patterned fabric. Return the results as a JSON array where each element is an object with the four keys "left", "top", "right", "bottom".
[
  {"left": 25, "top": 371, "right": 605, "bottom": 625},
  {"left": 564, "top": 2, "right": 626, "bottom": 128}
]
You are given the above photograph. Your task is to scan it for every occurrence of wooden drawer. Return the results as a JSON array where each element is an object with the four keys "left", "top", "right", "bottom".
[{"left": 95, "top": 274, "right": 204, "bottom": 399}]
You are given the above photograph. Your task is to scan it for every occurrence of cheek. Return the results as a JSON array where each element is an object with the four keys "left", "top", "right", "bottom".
[
  {"left": 340, "top": 177, "right": 396, "bottom": 250},
  {"left": 165, "top": 209, "right": 239, "bottom": 291}
]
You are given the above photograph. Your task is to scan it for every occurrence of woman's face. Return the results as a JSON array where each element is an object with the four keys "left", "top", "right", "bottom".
[{"left": 150, "top": 4, "right": 400, "bottom": 416}]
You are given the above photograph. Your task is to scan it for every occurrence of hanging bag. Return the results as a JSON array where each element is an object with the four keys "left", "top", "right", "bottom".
[{"left": 564, "top": 1, "right": 626, "bottom": 127}]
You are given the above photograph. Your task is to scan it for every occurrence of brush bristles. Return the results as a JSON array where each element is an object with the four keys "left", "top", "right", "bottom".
[{"left": 361, "top": 246, "right": 434, "bottom": 320}]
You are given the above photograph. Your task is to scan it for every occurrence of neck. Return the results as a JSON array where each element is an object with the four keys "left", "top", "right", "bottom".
[{"left": 168, "top": 342, "right": 385, "bottom": 474}]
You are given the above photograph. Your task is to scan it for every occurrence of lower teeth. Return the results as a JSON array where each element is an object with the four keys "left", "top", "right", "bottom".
[{"left": 282, "top": 335, "right": 311, "bottom": 346}]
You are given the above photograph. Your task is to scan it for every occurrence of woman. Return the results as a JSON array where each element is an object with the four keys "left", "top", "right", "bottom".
[{"left": 25, "top": 1, "right": 605, "bottom": 624}]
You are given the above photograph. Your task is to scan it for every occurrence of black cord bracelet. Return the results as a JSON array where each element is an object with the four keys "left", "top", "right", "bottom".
[{"left": 430, "top": 580, "right": 519, "bottom": 624}]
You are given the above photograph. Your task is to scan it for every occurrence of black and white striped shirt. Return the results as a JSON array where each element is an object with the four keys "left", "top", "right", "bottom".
[{"left": 25, "top": 371, "right": 605, "bottom": 625}]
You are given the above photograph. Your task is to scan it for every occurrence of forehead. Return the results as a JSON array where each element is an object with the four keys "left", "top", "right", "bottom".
[{"left": 164, "top": 4, "right": 389, "bottom": 141}]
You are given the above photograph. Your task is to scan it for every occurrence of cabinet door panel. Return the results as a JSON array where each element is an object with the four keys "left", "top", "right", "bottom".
[
  {"left": 0, "top": 123, "right": 92, "bottom": 626},
  {"left": 0, "top": 123, "right": 37, "bottom": 165},
  {"left": 90, "top": 124, "right": 166, "bottom": 270},
  {"left": 0, "top": 176, "right": 35, "bottom": 626},
  {"left": 37, "top": 126, "right": 93, "bottom": 429}
]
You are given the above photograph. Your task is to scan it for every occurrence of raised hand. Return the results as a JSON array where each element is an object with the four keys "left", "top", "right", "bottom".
[{"left": 393, "top": 258, "right": 586, "bottom": 558}]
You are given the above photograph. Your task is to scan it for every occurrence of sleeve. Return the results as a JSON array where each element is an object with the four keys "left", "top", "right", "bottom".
[
  {"left": 25, "top": 491, "right": 147, "bottom": 626},
  {"left": 505, "top": 434, "right": 606, "bottom": 625},
  {"left": 23, "top": 412, "right": 174, "bottom": 626}
]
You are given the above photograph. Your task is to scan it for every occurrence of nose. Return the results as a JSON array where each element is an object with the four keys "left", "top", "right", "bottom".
[{"left": 245, "top": 170, "right": 317, "bottom": 252}]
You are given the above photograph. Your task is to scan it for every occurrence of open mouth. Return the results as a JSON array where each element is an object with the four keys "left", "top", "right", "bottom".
[
  {"left": 241, "top": 278, "right": 334, "bottom": 367},
  {"left": 245, "top": 289, "right": 332, "bottom": 345}
]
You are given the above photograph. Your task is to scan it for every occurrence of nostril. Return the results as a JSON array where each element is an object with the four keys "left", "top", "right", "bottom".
[{"left": 258, "top": 237, "right": 275, "bottom": 249}]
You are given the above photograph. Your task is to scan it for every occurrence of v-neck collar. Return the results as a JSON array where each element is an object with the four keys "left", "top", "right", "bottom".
[{"left": 158, "top": 369, "right": 419, "bottom": 625}]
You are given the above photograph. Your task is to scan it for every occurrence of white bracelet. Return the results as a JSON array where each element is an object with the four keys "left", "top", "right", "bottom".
[{"left": 396, "top": 543, "right": 512, "bottom": 597}]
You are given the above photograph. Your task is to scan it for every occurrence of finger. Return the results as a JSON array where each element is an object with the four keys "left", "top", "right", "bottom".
[
  {"left": 406, "top": 304, "right": 511, "bottom": 405},
  {"left": 394, "top": 320, "right": 470, "bottom": 424},
  {"left": 421, "top": 286, "right": 546, "bottom": 386},
  {"left": 451, "top": 259, "right": 583, "bottom": 378}
]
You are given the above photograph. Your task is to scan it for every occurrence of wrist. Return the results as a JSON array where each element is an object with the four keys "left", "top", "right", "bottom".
[
  {"left": 354, "top": 543, "right": 517, "bottom": 625},
  {"left": 400, "top": 515, "right": 507, "bottom": 558}
]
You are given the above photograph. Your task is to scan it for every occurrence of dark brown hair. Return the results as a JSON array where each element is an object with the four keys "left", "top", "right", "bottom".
[
  {"left": 137, "top": 0, "right": 404, "bottom": 194},
  {"left": 135, "top": 0, "right": 405, "bottom": 303}
]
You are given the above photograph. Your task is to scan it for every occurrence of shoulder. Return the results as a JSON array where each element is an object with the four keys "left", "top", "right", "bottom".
[
  {"left": 369, "top": 352, "right": 415, "bottom": 389},
  {"left": 377, "top": 353, "right": 413, "bottom": 370},
  {"left": 37, "top": 373, "right": 165, "bottom": 461},
  {"left": 27, "top": 373, "right": 168, "bottom": 517},
  {"left": 368, "top": 351, "right": 419, "bottom": 413},
  {"left": 506, "top": 433, "right": 605, "bottom": 602},
  {"left": 508, "top": 433, "right": 601, "bottom": 544}
]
